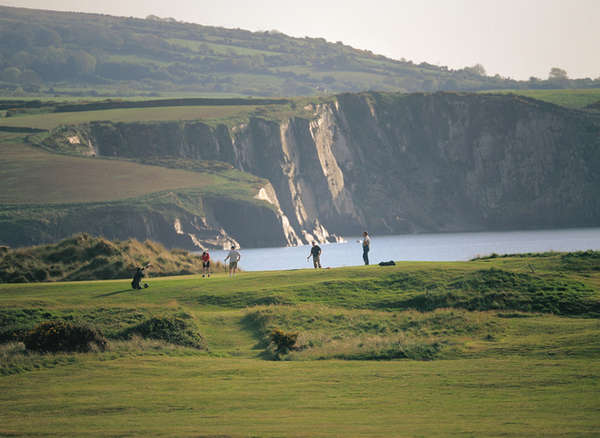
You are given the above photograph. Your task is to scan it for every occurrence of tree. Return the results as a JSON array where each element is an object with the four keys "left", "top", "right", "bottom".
[
  {"left": 1, "top": 67, "right": 21, "bottom": 82},
  {"left": 68, "top": 50, "right": 97, "bottom": 75},
  {"left": 464, "top": 63, "right": 486, "bottom": 76},
  {"left": 549, "top": 67, "right": 568, "bottom": 80}
]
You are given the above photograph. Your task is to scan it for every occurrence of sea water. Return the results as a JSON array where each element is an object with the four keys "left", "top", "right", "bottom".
[{"left": 200, "top": 227, "right": 600, "bottom": 271}]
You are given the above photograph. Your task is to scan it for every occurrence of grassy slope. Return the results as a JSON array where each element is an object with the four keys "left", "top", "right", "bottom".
[
  {"left": 486, "top": 88, "right": 600, "bottom": 109},
  {"left": 0, "top": 134, "right": 212, "bottom": 204},
  {"left": 0, "top": 132, "right": 267, "bottom": 205},
  {"left": 1, "top": 255, "right": 599, "bottom": 436}
]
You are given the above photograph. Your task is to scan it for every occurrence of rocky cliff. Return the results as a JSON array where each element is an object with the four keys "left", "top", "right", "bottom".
[
  {"left": 48, "top": 92, "right": 600, "bottom": 245},
  {"left": 0, "top": 190, "right": 292, "bottom": 250}
]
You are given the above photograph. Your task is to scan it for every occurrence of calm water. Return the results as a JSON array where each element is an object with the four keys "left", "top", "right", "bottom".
[{"left": 202, "top": 228, "right": 600, "bottom": 271}]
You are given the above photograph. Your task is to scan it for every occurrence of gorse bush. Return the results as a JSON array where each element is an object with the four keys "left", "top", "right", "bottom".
[
  {"left": 269, "top": 329, "right": 298, "bottom": 357},
  {"left": 118, "top": 316, "right": 205, "bottom": 349},
  {"left": 24, "top": 321, "right": 107, "bottom": 353}
]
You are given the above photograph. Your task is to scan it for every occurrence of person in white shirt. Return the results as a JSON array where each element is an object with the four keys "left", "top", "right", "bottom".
[
  {"left": 224, "top": 245, "right": 241, "bottom": 276},
  {"left": 361, "top": 231, "right": 370, "bottom": 265}
]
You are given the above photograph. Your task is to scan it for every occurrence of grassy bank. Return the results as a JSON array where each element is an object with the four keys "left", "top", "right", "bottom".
[
  {"left": 0, "top": 233, "right": 226, "bottom": 283},
  {"left": 1, "top": 254, "right": 599, "bottom": 436}
]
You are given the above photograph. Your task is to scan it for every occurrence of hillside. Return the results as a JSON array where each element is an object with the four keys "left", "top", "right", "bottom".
[
  {"left": 0, "top": 131, "right": 297, "bottom": 249},
  {"left": 1, "top": 5, "right": 599, "bottom": 98},
  {"left": 1, "top": 255, "right": 599, "bottom": 435}
]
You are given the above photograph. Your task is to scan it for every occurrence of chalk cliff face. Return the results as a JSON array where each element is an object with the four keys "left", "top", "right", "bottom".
[{"left": 66, "top": 92, "right": 600, "bottom": 245}]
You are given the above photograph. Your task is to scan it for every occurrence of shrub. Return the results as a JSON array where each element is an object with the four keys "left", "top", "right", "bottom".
[
  {"left": 118, "top": 316, "right": 205, "bottom": 349},
  {"left": 269, "top": 328, "right": 298, "bottom": 356},
  {"left": 24, "top": 321, "right": 107, "bottom": 353}
]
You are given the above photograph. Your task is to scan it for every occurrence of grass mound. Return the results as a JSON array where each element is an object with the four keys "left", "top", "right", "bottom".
[
  {"left": 118, "top": 316, "right": 206, "bottom": 349},
  {"left": 246, "top": 305, "right": 501, "bottom": 361},
  {"left": 0, "top": 233, "right": 222, "bottom": 282},
  {"left": 196, "top": 264, "right": 598, "bottom": 316},
  {"left": 0, "top": 307, "right": 150, "bottom": 343}
]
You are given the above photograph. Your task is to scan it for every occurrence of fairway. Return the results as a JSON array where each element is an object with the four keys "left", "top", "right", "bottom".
[
  {"left": 1, "top": 255, "right": 599, "bottom": 437},
  {"left": 1, "top": 356, "right": 598, "bottom": 437}
]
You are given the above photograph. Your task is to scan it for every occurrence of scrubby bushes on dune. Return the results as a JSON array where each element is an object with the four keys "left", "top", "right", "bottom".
[
  {"left": 24, "top": 321, "right": 107, "bottom": 353},
  {"left": 117, "top": 316, "right": 206, "bottom": 350},
  {"left": 0, "top": 233, "right": 223, "bottom": 282}
]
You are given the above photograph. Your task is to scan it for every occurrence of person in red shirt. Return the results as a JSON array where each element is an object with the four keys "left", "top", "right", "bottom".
[{"left": 201, "top": 250, "right": 211, "bottom": 278}]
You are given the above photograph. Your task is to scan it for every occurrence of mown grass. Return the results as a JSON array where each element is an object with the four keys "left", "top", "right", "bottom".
[
  {"left": 0, "top": 355, "right": 598, "bottom": 437},
  {"left": 1, "top": 254, "right": 599, "bottom": 436}
]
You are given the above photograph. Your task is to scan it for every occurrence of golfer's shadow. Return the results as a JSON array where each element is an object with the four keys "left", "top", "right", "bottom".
[{"left": 94, "top": 288, "right": 131, "bottom": 298}]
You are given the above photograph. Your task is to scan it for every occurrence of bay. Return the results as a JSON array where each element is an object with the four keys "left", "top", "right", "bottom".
[{"left": 200, "top": 227, "right": 600, "bottom": 271}]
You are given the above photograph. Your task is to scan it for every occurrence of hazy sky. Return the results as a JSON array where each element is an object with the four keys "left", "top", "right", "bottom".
[{"left": 1, "top": 0, "right": 599, "bottom": 80}]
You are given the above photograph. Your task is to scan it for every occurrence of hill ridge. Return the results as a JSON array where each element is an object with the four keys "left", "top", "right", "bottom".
[{"left": 1, "top": 5, "right": 599, "bottom": 97}]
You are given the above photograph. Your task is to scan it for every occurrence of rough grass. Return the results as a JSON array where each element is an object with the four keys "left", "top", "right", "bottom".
[
  {"left": 193, "top": 265, "right": 599, "bottom": 316},
  {"left": 0, "top": 233, "right": 224, "bottom": 283},
  {"left": 247, "top": 305, "right": 501, "bottom": 361}
]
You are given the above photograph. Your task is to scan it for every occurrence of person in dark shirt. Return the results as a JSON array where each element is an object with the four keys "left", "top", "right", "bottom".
[
  {"left": 361, "top": 231, "right": 370, "bottom": 265},
  {"left": 307, "top": 241, "right": 322, "bottom": 268},
  {"left": 131, "top": 267, "right": 144, "bottom": 289}
]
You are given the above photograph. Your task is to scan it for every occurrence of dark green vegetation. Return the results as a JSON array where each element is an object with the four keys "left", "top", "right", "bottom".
[
  {"left": 118, "top": 316, "right": 206, "bottom": 349},
  {"left": 1, "top": 254, "right": 599, "bottom": 436},
  {"left": 1, "top": 6, "right": 599, "bottom": 98},
  {"left": 23, "top": 320, "right": 107, "bottom": 353},
  {"left": 0, "top": 233, "right": 224, "bottom": 283}
]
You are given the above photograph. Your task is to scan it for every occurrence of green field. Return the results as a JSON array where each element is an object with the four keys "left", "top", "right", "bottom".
[
  {"left": 0, "top": 135, "right": 210, "bottom": 204},
  {"left": 1, "top": 254, "right": 599, "bottom": 437},
  {"left": 0, "top": 132, "right": 268, "bottom": 206},
  {"left": 0, "top": 105, "right": 266, "bottom": 130},
  {"left": 486, "top": 88, "right": 600, "bottom": 109}
]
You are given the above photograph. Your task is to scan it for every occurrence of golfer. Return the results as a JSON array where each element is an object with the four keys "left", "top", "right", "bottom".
[
  {"left": 307, "top": 241, "right": 322, "bottom": 268},
  {"left": 201, "top": 250, "right": 211, "bottom": 278},
  {"left": 131, "top": 264, "right": 150, "bottom": 289},
  {"left": 361, "top": 231, "right": 370, "bottom": 265},
  {"left": 224, "top": 245, "right": 241, "bottom": 276}
]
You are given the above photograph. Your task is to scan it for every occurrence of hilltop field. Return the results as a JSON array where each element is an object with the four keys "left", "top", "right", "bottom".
[{"left": 1, "top": 251, "right": 599, "bottom": 437}]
